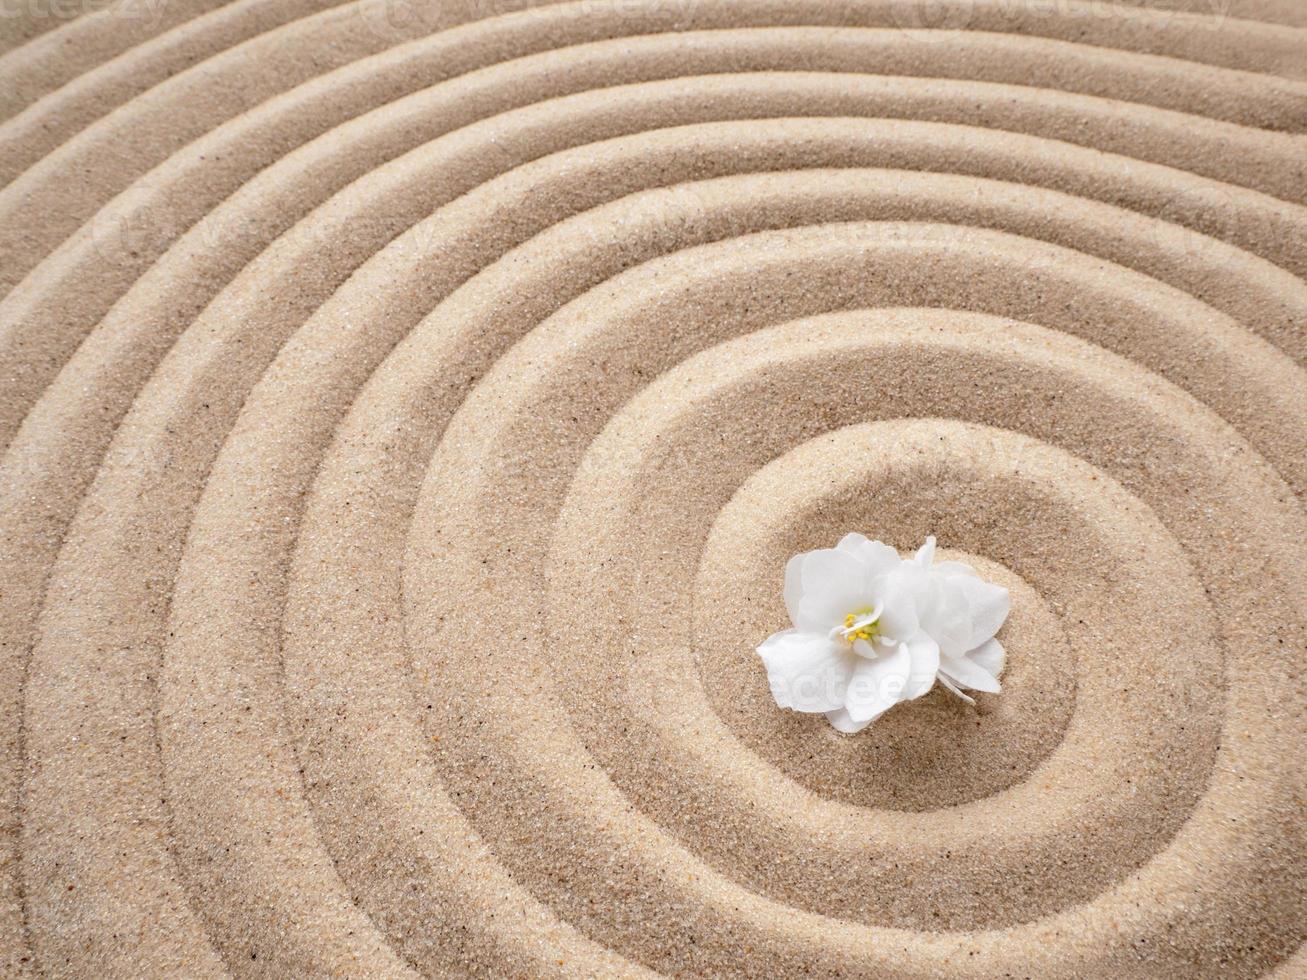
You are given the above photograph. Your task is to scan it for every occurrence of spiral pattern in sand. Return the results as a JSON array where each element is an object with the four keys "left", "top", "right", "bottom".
[{"left": 1, "top": 1, "right": 1305, "bottom": 976}]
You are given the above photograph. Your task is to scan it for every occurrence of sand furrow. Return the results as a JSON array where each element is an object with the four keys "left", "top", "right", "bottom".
[
  {"left": 3, "top": 0, "right": 1305, "bottom": 294},
  {"left": 0, "top": 0, "right": 238, "bottom": 117},
  {"left": 0, "top": 0, "right": 350, "bottom": 188},
  {"left": 1, "top": 1, "right": 1302, "bottom": 976}
]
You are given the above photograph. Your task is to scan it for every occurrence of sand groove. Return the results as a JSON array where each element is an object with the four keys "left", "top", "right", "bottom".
[{"left": 1, "top": 0, "right": 1303, "bottom": 976}]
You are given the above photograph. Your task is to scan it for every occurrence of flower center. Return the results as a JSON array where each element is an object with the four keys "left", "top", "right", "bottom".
[{"left": 840, "top": 606, "right": 881, "bottom": 644}]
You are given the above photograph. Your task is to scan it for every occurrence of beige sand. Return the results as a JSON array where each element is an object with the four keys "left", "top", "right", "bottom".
[{"left": 1, "top": 0, "right": 1304, "bottom": 976}]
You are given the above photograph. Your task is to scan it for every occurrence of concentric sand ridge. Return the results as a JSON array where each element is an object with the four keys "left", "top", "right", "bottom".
[{"left": 0, "top": 1, "right": 1303, "bottom": 976}]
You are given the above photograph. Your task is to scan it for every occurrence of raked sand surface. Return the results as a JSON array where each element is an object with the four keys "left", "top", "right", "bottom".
[{"left": 1, "top": 1, "right": 1305, "bottom": 977}]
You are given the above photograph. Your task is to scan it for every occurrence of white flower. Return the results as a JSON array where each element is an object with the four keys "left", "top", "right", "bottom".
[{"left": 756, "top": 534, "right": 1010, "bottom": 733}]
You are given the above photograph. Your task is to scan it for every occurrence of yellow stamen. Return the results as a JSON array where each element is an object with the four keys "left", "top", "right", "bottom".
[{"left": 842, "top": 609, "right": 879, "bottom": 643}]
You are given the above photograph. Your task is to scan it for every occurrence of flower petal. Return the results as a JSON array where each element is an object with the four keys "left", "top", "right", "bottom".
[
  {"left": 954, "top": 576, "right": 1010, "bottom": 647},
  {"left": 844, "top": 642, "right": 911, "bottom": 722},
  {"left": 967, "top": 637, "right": 1006, "bottom": 679},
  {"left": 836, "top": 533, "right": 902, "bottom": 579},
  {"left": 794, "top": 548, "right": 867, "bottom": 631},
  {"left": 824, "top": 707, "right": 876, "bottom": 734},
  {"left": 938, "top": 651, "right": 1002, "bottom": 693},
  {"left": 938, "top": 673, "right": 976, "bottom": 705},
  {"left": 756, "top": 629, "right": 854, "bottom": 712},
  {"left": 913, "top": 535, "right": 937, "bottom": 567},
  {"left": 919, "top": 577, "right": 972, "bottom": 656},
  {"left": 870, "top": 574, "right": 920, "bottom": 643},
  {"left": 901, "top": 632, "right": 940, "bottom": 700}
]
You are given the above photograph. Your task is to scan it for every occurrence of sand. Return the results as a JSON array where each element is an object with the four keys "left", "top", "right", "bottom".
[{"left": 0, "top": 0, "right": 1304, "bottom": 976}]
